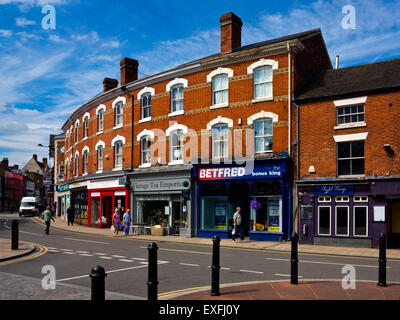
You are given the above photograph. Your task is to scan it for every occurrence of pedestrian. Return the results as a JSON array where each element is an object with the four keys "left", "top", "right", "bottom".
[
  {"left": 67, "top": 205, "right": 74, "bottom": 226},
  {"left": 42, "top": 205, "right": 55, "bottom": 235},
  {"left": 50, "top": 202, "right": 56, "bottom": 217},
  {"left": 112, "top": 208, "right": 121, "bottom": 236},
  {"left": 232, "top": 207, "right": 244, "bottom": 242},
  {"left": 123, "top": 209, "right": 131, "bottom": 236}
]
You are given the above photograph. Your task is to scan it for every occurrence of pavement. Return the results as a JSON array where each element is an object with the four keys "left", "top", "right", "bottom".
[
  {"left": 0, "top": 238, "right": 36, "bottom": 263},
  {"left": 1, "top": 215, "right": 399, "bottom": 300}
]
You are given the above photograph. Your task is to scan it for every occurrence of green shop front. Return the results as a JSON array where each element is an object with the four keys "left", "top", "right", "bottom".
[{"left": 193, "top": 159, "right": 292, "bottom": 241}]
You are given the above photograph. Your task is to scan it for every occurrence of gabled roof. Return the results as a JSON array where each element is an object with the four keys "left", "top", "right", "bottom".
[{"left": 295, "top": 57, "right": 400, "bottom": 103}]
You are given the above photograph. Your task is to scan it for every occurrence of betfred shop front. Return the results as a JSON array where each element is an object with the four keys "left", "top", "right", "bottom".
[
  {"left": 193, "top": 159, "right": 292, "bottom": 241},
  {"left": 88, "top": 177, "right": 130, "bottom": 228}
]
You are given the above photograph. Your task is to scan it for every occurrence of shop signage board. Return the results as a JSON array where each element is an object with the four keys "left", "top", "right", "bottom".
[
  {"left": 314, "top": 185, "right": 354, "bottom": 195},
  {"left": 132, "top": 178, "right": 190, "bottom": 192},
  {"left": 57, "top": 184, "right": 69, "bottom": 192},
  {"left": 198, "top": 164, "right": 284, "bottom": 181}
]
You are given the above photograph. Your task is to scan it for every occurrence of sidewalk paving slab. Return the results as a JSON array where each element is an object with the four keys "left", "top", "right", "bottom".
[
  {"left": 0, "top": 238, "right": 36, "bottom": 263},
  {"left": 36, "top": 216, "right": 400, "bottom": 260}
]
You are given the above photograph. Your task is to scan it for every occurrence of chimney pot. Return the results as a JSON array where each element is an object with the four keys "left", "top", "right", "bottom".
[
  {"left": 33, "top": 154, "right": 38, "bottom": 161},
  {"left": 13, "top": 164, "right": 18, "bottom": 170},
  {"left": 219, "top": 12, "right": 243, "bottom": 53},
  {"left": 103, "top": 78, "right": 119, "bottom": 93},
  {"left": 120, "top": 57, "right": 139, "bottom": 86},
  {"left": 1, "top": 157, "right": 8, "bottom": 168},
  {"left": 42, "top": 158, "right": 48, "bottom": 167}
]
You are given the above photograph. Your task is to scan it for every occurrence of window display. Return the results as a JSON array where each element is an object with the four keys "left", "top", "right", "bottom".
[{"left": 251, "top": 197, "right": 282, "bottom": 232}]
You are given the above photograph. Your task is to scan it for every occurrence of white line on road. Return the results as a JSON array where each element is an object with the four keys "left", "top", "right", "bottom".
[
  {"left": 111, "top": 255, "right": 126, "bottom": 258},
  {"left": 79, "top": 254, "right": 94, "bottom": 257},
  {"left": 99, "top": 256, "right": 113, "bottom": 260},
  {"left": 62, "top": 252, "right": 76, "bottom": 255},
  {"left": 275, "top": 273, "right": 304, "bottom": 278},
  {"left": 265, "top": 257, "right": 388, "bottom": 269},
  {"left": 140, "top": 246, "right": 211, "bottom": 255},
  {"left": 76, "top": 251, "right": 90, "bottom": 254},
  {"left": 221, "top": 267, "right": 231, "bottom": 270},
  {"left": 179, "top": 263, "right": 200, "bottom": 267},
  {"left": 93, "top": 253, "right": 106, "bottom": 255},
  {"left": 60, "top": 249, "right": 73, "bottom": 252},
  {"left": 64, "top": 237, "right": 110, "bottom": 245},
  {"left": 240, "top": 269, "right": 264, "bottom": 274},
  {"left": 47, "top": 250, "right": 60, "bottom": 253},
  {"left": 119, "top": 259, "right": 134, "bottom": 263},
  {"left": 131, "top": 258, "right": 146, "bottom": 261},
  {"left": 20, "top": 230, "right": 43, "bottom": 236}
]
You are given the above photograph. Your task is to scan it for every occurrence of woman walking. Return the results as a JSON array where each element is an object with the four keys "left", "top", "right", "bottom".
[{"left": 112, "top": 208, "right": 121, "bottom": 236}]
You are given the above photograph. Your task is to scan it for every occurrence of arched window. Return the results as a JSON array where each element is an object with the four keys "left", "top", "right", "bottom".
[
  {"left": 141, "top": 136, "right": 151, "bottom": 165},
  {"left": 83, "top": 116, "right": 89, "bottom": 138},
  {"left": 75, "top": 122, "right": 79, "bottom": 143},
  {"left": 70, "top": 127, "right": 74, "bottom": 146},
  {"left": 83, "top": 150, "right": 88, "bottom": 174},
  {"left": 212, "top": 74, "right": 228, "bottom": 105},
  {"left": 97, "top": 109, "right": 104, "bottom": 132},
  {"left": 141, "top": 93, "right": 151, "bottom": 120},
  {"left": 75, "top": 154, "right": 79, "bottom": 176},
  {"left": 212, "top": 124, "right": 228, "bottom": 159},
  {"left": 171, "top": 85, "right": 184, "bottom": 113},
  {"left": 114, "top": 140, "right": 123, "bottom": 168},
  {"left": 170, "top": 129, "right": 184, "bottom": 163},
  {"left": 115, "top": 101, "right": 123, "bottom": 126},
  {"left": 97, "top": 145, "right": 103, "bottom": 171},
  {"left": 254, "top": 118, "right": 273, "bottom": 153},
  {"left": 253, "top": 66, "right": 273, "bottom": 99}
]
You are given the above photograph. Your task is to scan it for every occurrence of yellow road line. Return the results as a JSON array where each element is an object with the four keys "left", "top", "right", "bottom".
[{"left": 0, "top": 242, "right": 48, "bottom": 267}]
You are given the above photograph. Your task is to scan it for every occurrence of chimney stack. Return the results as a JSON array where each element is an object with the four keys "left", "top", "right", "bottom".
[
  {"left": 33, "top": 154, "right": 38, "bottom": 162},
  {"left": 120, "top": 57, "right": 139, "bottom": 86},
  {"left": 1, "top": 157, "right": 8, "bottom": 168},
  {"left": 219, "top": 12, "right": 243, "bottom": 54},
  {"left": 13, "top": 164, "right": 19, "bottom": 170},
  {"left": 103, "top": 78, "right": 119, "bottom": 93},
  {"left": 42, "top": 158, "right": 48, "bottom": 168}
]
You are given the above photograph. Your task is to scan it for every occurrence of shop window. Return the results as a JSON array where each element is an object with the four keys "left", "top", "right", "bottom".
[
  {"left": 318, "top": 196, "right": 331, "bottom": 202},
  {"left": 354, "top": 206, "right": 368, "bottom": 236},
  {"left": 253, "top": 66, "right": 273, "bottom": 100},
  {"left": 114, "top": 141, "right": 123, "bottom": 168},
  {"left": 336, "top": 206, "right": 349, "bottom": 236},
  {"left": 318, "top": 206, "right": 331, "bottom": 235},
  {"left": 251, "top": 181, "right": 281, "bottom": 196},
  {"left": 171, "top": 85, "right": 184, "bottom": 113},
  {"left": 71, "top": 191, "right": 88, "bottom": 222},
  {"left": 91, "top": 197, "right": 100, "bottom": 224},
  {"left": 251, "top": 197, "right": 282, "bottom": 232},
  {"left": 142, "top": 201, "right": 169, "bottom": 226},
  {"left": 335, "top": 196, "right": 349, "bottom": 202},
  {"left": 212, "top": 124, "right": 228, "bottom": 159},
  {"left": 337, "top": 141, "right": 364, "bottom": 176},
  {"left": 354, "top": 196, "right": 368, "bottom": 202},
  {"left": 254, "top": 118, "right": 273, "bottom": 153}
]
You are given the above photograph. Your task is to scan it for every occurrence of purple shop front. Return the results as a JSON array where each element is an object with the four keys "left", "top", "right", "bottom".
[{"left": 298, "top": 179, "right": 400, "bottom": 248}]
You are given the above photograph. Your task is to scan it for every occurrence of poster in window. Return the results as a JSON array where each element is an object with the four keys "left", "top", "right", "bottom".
[
  {"left": 215, "top": 201, "right": 226, "bottom": 230},
  {"left": 268, "top": 199, "right": 280, "bottom": 232}
]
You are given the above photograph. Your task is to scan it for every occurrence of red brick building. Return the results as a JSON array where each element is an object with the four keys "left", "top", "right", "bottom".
[
  {"left": 295, "top": 58, "right": 400, "bottom": 248},
  {"left": 58, "top": 12, "right": 332, "bottom": 240}
]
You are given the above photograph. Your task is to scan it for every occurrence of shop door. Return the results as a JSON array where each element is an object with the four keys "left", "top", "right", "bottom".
[
  {"left": 390, "top": 201, "right": 400, "bottom": 248},
  {"left": 173, "top": 202, "right": 181, "bottom": 235},
  {"left": 102, "top": 196, "right": 113, "bottom": 228}
]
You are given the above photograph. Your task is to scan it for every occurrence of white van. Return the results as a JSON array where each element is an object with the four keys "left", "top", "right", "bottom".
[{"left": 19, "top": 197, "right": 41, "bottom": 217}]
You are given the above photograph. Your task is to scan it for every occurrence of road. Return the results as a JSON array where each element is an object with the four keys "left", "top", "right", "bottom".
[{"left": 0, "top": 213, "right": 399, "bottom": 299}]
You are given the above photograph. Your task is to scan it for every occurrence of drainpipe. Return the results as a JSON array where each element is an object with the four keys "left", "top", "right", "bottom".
[{"left": 287, "top": 42, "right": 292, "bottom": 157}]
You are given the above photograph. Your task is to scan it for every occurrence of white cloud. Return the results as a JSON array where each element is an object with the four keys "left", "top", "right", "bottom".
[
  {"left": 101, "top": 40, "right": 121, "bottom": 48},
  {"left": 15, "top": 17, "right": 36, "bottom": 27},
  {"left": 0, "top": 29, "right": 12, "bottom": 37},
  {"left": 71, "top": 31, "right": 100, "bottom": 42}
]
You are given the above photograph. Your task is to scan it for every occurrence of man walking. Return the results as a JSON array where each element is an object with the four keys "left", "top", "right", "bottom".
[
  {"left": 232, "top": 207, "right": 244, "bottom": 242},
  {"left": 67, "top": 205, "right": 74, "bottom": 226},
  {"left": 42, "top": 205, "right": 55, "bottom": 235},
  {"left": 123, "top": 209, "right": 131, "bottom": 236}
]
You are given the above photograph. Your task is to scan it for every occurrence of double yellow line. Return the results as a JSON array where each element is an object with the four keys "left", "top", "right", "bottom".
[{"left": 0, "top": 242, "right": 48, "bottom": 267}]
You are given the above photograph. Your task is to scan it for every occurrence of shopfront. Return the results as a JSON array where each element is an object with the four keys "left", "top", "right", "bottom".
[
  {"left": 298, "top": 179, "right": 400, "bottom": 248},
  {"left": 69, "top": 181, "right": 88, "bottom": 225},
  {"left": 193, "top": 159, "right": 292, "bottom": 241},
  {"left": 55, "top": 183, "right": 70, "bottom": 219},
  {"left": 87, "top": 177, "right": 129, "bottom": 228},
  {"left": 128, "top": 166, "right": 193, "bottom": 237}
]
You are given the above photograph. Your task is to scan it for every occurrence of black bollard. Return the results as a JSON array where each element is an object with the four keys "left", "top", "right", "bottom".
[
  {"left": 290, "top": 232, "right": 299, "bottom": 285},
  {"left": 378, "top": 233, "right": 387, "bottom": 287},
  {"left": 89, "top": 265, "right": 107, "bottom": 301},
  {"left": 211, "top": 235, "right": 221, "bottom": 296},
  {"left": 11, "top": 219, "right": 19, "bottom": 250},
  {"left": 147, "top": 242, "right": 159, "bottom": 301}
]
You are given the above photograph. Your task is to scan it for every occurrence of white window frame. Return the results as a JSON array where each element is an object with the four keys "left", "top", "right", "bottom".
[
  {"left": 169, "top": 130, "right": 184, "bottom": 165},
  {"left": 318, "top": 206, "right": 331, "bottom": 236},
  {"left": 83, "top": 116, "right": 89, "bottom": 139},
  {"left": 335, "top": 196, "right": 349, "bottom": 202},
  {"left": 114, "top": 101, "right": 123, "bottom": 128},
  {"left": 335, "top": 206, "right": 349, "bottom": 236},
  {"left": 96, "top": 104, "right": 105, "bottom": 134},
  {"left": 318, "top": 196, "right": 331, "bottom": 203},
  {"left": 354, "top": 196, "right": 368, "bottom": 202},
  {"left": 83, "top": 150, "right": 88, "bottom": 175},
  {"left": 254, "top": 118, "right": 273, "bottom": 154},
  {"left": 74, "top": 121, "right": 79, "bottom": 145},
  {"left": 74, "top": 153, "right": 79, "bottom": 177},
  {"left": 353, "top": 206, "right": 368, "bottom": 237},
  {"left": 170, "top": 84, "right": 184, "bottom": 115},
  {"left": 114, "top": 140, "right": 123, "bottom": 169},
  {"left": 97, "top": 145, "right": 103, "bottom": 173},
  {"left": 253, "top": 66, "right": 273, "bottom": 100},
  {"left": 166, "top": 78, "right": 188, "bottom": 117},
  {"left": 211, "top": 123, "right": 229, "bottom": 159},
  {"left": 140, "top": 135, "right": 152, "bottom": 167},
  {"left": 247, "top": 59, "right": 278, "bottom": 102},
  {"left": 140, "top": 92, "right": 152, "bottom": 122},
  {"left": 211, "top": 74, "right": 229, "bottom": 107}
]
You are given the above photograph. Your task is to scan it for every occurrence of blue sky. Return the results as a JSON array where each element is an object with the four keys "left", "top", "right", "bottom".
[{"left": 0, "top": 0, "right": 399, "bottom": 167}]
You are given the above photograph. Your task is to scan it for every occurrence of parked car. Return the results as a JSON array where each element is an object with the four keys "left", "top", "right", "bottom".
[{"left": 19, "top": 197, "right": 41, "bottom": 217}]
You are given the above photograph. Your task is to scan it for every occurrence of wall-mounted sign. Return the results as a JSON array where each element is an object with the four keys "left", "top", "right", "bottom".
[
  {"left": 132, "top": 178, "right": 191, "bottom": 192},
  {"left": 115, "top": 190, "right": 126, "bottom": 196},
  {"left": 57, "top": 184, "right": 69, "bottom": 192},
  {"left": 314, "top": 185, "right": 354, "bottom": 196},
  {"left": 198, "top": 164, "right": 284, "bottom": 181}
]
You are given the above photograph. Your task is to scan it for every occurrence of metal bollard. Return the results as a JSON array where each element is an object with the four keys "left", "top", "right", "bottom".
[
  {"left": 378, "top": 233, "right": 387, "bottom": 287},
  {"left": 290, "top": 232, "right": 299, "bottom": 285},
  {"left": 147, "top": 242, "right": 159, "bottom": 301},
  {"left": 89, "top": 265, "right": 107, "bottom": 301},
  {"left": 11, "top": 219, "right": 19, "bottom": 250},
  {"left": 211, "top": 235, "right": 221, "bottom": 296}
]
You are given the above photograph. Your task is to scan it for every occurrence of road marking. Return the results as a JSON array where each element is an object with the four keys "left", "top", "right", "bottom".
[
  {"left": 111, "top": 255, "right": 126, "bottom": 258},
  {"left": 240, "top": 269, "right": 264, "bottom": 274},
  {"left": 62, "top": 252, "right": 76, "bottom": 255},
  {"left": 47, "top": 250, "right": 60, "bottom": 253},
  {"left": 20, "top": 230, "right": 43, "bottom": 236},
  {"left": 119, "top": 259, "right": 134, "bottom": 263},
  {"left": 139, "top": 262, "right": 148, "bottom": 265},
  {"left": 60, "top": 249, "right": 73, "bottom": 252},
  {"left": 93, "top": 253, "right": 106, "bottom": 255},
  {"left": 63, "top": 237, "right": 109, "bottom": 245},
  {"left": 179, "top": 263, "right": 200, "bottom": 267},
  {"left": 141, "top": 246, "right": 211, "bottom": 255},
  {"left": 99, "top": 256, "right": 113, "bottom": 260},
  {"left": 266, "top": 257, "right": 388, "bottom": 269},
  {"left": 47, "top": 247, "right": 58, "bottom": 250},
  {"left": 131, "top": 258, "right": 146, "bottom": 261},
  {"left": 275, "top": 273, "right": 304, "bottom": 278},
  {"left": 79, "top": 254, "right": 93, "bottom": 257},
  {"left": 221, "top": 267, "right": 231, "bottom": 270},
  {"left": 76, "top": 251, "right": 89, "bottom": 254}
]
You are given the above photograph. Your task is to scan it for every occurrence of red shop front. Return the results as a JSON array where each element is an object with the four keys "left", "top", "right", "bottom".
[{"left": 88, "top": 185, "right": 130, "bottom": 229}]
